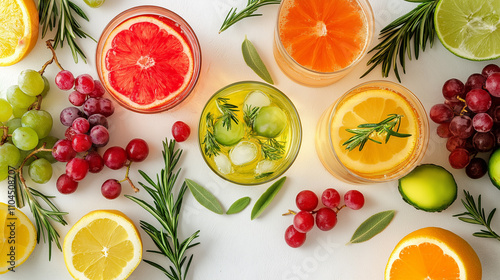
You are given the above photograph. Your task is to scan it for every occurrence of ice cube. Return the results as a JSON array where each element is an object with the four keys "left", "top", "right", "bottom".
[
  {"left": 255, "top": 160, "right": 276, "bottom": 175},
  {"left": 214, "top": 154, "right": 232, "bottom": 175},
  {"left": 244, "top": 90, "right": 271, "bottom": 110},
  {"left": 229, "top": 141, "right": 258, "bottom": 166}
]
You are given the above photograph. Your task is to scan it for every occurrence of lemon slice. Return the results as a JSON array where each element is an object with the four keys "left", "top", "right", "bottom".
[
  {"left": 435, "top": 0, "right": 500, "bottom": 61},
  {"left": 0, "top": 0, "right": 39, "bottom": 66},
  {"left": 0, "top": 202, "right": 37, "bottom": 274},
  {"left": 63, "top": 210, "right": 142, "bottom": 280}
]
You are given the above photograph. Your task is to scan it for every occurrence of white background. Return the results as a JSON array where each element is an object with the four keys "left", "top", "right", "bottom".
[{"left": 1, "top": 0, "right": 500, "bottom": 279}]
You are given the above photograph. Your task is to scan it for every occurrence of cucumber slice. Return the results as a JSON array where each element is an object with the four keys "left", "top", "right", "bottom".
[
  {"left": 214, "top": 119, "right": 244, "bottom": 146},
  {"left": 488, "top": 148, "right": 500, "bottom": 190},
  {"left": 398, "top": 164, "right": 457, "bottom": 212},
  {"left": 253, "top": 106, "right": 287, "bottom": 138}
]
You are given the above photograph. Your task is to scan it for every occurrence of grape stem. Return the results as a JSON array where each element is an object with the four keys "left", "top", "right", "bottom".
[
  {"left": 39, "top": 40, "right": 64, "bottom": 75},
  {"left": 282, "top": 205, "right": 346, "bottom": 216},
  {"left": 119, "top": 161, "right": 140, "bottom": 193},
  {"left": 0, "top": 126, "right": 8, "bottom": 144},
  {"left": 456, "top": 96, "right": 468, "bottom": 115}
]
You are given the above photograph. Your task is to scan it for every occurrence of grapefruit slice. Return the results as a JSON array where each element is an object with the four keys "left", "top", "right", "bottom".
[{"left": 100, "top": 15, "right": 195, "bottom": 111}]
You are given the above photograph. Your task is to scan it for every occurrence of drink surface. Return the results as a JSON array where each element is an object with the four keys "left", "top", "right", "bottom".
[
  {"left": 331, "top": 88, "right": 419, "bottom": 177},
  {"left": 278, "top": 0, "right": 368, "bottom": 73}
]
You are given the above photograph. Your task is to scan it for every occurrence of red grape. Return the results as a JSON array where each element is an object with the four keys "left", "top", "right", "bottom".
[
  {"left": 99, "top": 98, "right": 115, "bottom": 117},
  {"left": 56, "top": 174, "right": 78, "bottom": 194},
  {"left": 315, "top": 207, "right": 337, "bottom": 231},
  {"left": 126, "top": 138, "right": 149, "bottom": 162},
  {"left": 472, "top": 132, "right": 495, "bottom": 152},
  {"left": 464, "top": 73, "right": 486, "bottom": 93},
  {"left": 295, "top": 190, "right": 318, "bottom": 211},
  {"left": 466, "top": 157, "right": 487, "bottom": 179},
  {"left": 172, "top": 121, "right": 191, "bottom": 142},
  {"left": 83, "top": 97, "right": 101, "bottom": 116},
  {"left": 449, "top": 148, "right": 470, "bottom": 169},
  {"left": 52, "top": 139, "right": 77, "bottom": 162},
  {"left": 472, "top": 113, "right": 493, "bottom": 132},
  {"left": 482, "top": 64, "right": 500, "bottom": 78},
  {"left": 442, "top": 78, "right": 465, "bottom": 101},
  {"left": 101, "top": 179, "right": 122, "bottom": 199},
  {"left": 321, "top": 188, "right": 340, "bottom": 208},
  {"left": 65, "top": 127, "right": 78, "bottom": 141},
  {"left": 85, "top": 151, "right": 104, "bottom": 173},
  {"left": 88, "top": 114, "right": 108, "bottom": 129},
  {"left": 75, "top": 74, "right": 95, "bottom": 94},
  {"left": 55, "top": 70, "right": 75, "bottom": 91},
  {"left": 344, "top": 190, "right": 364, "bottom": 210},
  {"left": 284, "top": 225, "right": 306, "bottom": 248},
  {"left": 89, "top": 125, "right": 109, "bottom": 147},
  {"left": 449, "top": 115, "right": 474, "bottom": 138},
  {"left": 65, "top": 157, "right": 89, "bottom": 181},
  {"left": 485, "top": 72, "right": 500, "bottom": 97},
  {"left": 72, "top": 133, "right": 92, "bottom": 153},
  {"left": 72, "top": 117, "right": 90, "bottom": 134},
  {"left": 68, "top": 91, "right": 87, "bottom": 106},
  {"left": 437, "top": 122, "right": 453, "bottom": 138},
  {"left": 445, "top": 99, "right": 465, "bottom": 116},
  {"left": 89, "top": 80, "right": 105, "bottom": 98},
  {"left": 466, "top": 89, "right": 491, "bottom": 113},
  {"left": 429, "top": 104, "right": 454, "bottom": 123},
  {"left": 293, "top": 211, "right": 315, "bottom": 233},
  {"left": 446, "top": 136, "right": 466, "bottom": 152},
  {"left": 103, "top": 146, "right": 128, "bottom": 170},
  {"left": 60, "top": 107, "right": 84, "bottom": 126}
]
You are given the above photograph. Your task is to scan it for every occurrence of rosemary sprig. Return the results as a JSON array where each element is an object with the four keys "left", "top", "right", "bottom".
[
  {"left": 202, "top": 112, "right": 221, "bottom": 158},
  {"left": 244, "top": 105, "right": 259, "bottom": 127},
  {"left": 219, "top": 0, "right": 281, "bottom": 33},
  {"left": 361, "top": 0, "right": 438, "bottom": 82},
  {"left": 126, "top": 139, "right": 200, "bottom": 280},
  {"left": 454, "top": 190, "right": 500, "bottom": 241},
  {"left": 38, "top": 0, "right": 95, "bottom": 63},
  {"left": 216, "top": 97, "right": 239, "bottom": 130},
  {"left": 343, "top": 114, "right": 411, "bottom": 152},
  {"left": 260, "top": 138, "right": 285, "bottom": 160}
]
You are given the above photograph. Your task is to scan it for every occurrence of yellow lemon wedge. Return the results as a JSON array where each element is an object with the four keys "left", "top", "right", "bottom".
[
  {"left": 63, "top": 210, "right": 142, "bottom": 280},
  {"left": 0, "top": 0, "right": 39, "bottom": 66},
  {"left": 0, "top": 202, "right": 37, "bottom": 274}
]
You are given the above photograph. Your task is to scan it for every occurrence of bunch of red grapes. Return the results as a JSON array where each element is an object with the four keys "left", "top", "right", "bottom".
[
  {"left": 429, "top": 64, "right": 500, "bottom": 179},
  {"left": 52, "top": 70, "right": 148, "bottom": 198},
  {"left": 284, "top": 188, "right": 364, "bottom": 248}
]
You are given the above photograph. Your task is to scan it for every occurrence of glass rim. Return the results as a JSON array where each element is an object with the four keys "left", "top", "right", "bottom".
[
  {"left": 274, "top": 0, "right": 375, "bottom": 76},
  {"left": 95, "top": 5, "right": 202, "bottom": 114},
  {"left": 198, "top": 80, "right": 302, "bottom": 186}
]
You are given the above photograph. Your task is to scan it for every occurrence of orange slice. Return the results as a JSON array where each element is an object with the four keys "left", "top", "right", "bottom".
[
  {"left": 63, "top": 210, "right": 142, "bottom": 280},
  {"left": 278, "top": 0, "right": 368, "bottom": 72},
  {"left": 101, "top": 15, "right": 194, "bottom": 111},
  {"left": 0, "top": 202, "right": 37, "bottom": 274},
  {"left": 385, "top": 227, "right": 482, "bottom": 280},
  {"left": 331, "top": 88, "right": 419, "bottom": 176},
  {"left": 0, "top": 0, "right": 39, "bottom": 66}
]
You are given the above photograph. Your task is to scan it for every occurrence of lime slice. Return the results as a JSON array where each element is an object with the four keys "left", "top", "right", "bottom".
[{"left": 435, "top": 0, "right": 500, "bottom": 61}]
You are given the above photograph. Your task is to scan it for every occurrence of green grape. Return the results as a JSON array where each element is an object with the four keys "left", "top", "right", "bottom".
[
  {"left": 12, "top": 127, "right": 38, "bottom": 151},
  {"left": 6, "top": 85, "right": 36, "bottom": 109},
  {"left": 21, "top": 110, "right": 53, "bottom": 139},
  {"left": 12, "top": 107, "right": 28, "bottom": 118},
  {"left": 84, "top": 0, "right": 105, "bottom": 8},
  {"left": 18, "top": 69, "right": 45, "bottom": 97},
  {"left": 36, "top": 135, "right": 58, "bottom": 163},
  {"left": 0, "top": 142, "right": 21, "bottom": 167},
  {"left": 0, "top": 98, "right": 13, "bottom": 122},
  {"left": 28, "top": 158, "right": 52, "bottom": 184},
  {"left": 40, "top": 76, "right": 50, "bottom": 98},
  {"left": 214, "top": 119, "right": 245, "bottom": 146},
  {"left": 7, "top": 118, "right": 22, "bottom": 135},
  {"left": 253, "top": 106, "right": 287, "bottom": 138},
  {"left": 0, "top": 165, "right": 8, "bottom": 181},
  {"left": 16, "top": 148, "right": 35, "bottom": 167}
]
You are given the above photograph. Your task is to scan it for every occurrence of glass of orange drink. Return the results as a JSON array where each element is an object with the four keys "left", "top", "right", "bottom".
[
  {"left": 316, "top": 81, "right": 429, "bottom": 184},
  {"left": 273, "top": 0, "right": 374, "bottom": 87}
]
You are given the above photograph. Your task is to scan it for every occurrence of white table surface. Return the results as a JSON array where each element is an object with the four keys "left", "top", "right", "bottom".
[{"left": 1, "top": 0, "right": 500, "bottom": 279}]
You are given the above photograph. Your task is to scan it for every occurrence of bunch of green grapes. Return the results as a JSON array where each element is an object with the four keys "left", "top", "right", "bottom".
[{"left": 0, "top": 69, "right": 58, "bottom": 183}]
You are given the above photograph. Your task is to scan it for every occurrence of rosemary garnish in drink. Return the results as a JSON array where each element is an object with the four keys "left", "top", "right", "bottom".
[
  {"left": 126, "top": 139, "right": 200, "bottom": 280},
  {"left": 244, "top": 105, "right": 259, "bottom": 127},
  {"left": 202, "top": 112, "right": 221, "bottom": 158},
  {"left": 216, "top": 97, "right": 239, "bottom": 130},
  {"left": 454, "top": 190, "right": 500, "bottom": 241},
  {"left": 260, "top": 138, "right": 285, "bottom": 160},
  {"left": 343, "top": 114, "right": 411, "bottom": 152},
  {"left": 361, "top": 0, "right": 438, "bottom": 82},
  {"left": 219, "top": 0, "right": 282, "bottom": 33}
]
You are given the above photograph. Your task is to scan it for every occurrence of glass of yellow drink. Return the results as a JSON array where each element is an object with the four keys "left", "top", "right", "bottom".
[
  {"left": 316, "top": 81, "right": 429, "bottom": 184},
  {"left": 199, "top": 81, "right": 302, "bottom": 185},
  {"left": 273, "top": 0, "right": 374, "bottom": 87}
]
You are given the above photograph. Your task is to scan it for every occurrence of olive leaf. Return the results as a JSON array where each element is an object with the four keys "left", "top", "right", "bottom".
[
  {"left": 251, "top": 177, "right": 286, "bottom": 220},
  {"left": 348, "top": 210, "right": 396, "bottom": 244},
  {"left": 185, "top": 179, "right": 224, "bottom": 214},
  {"left": 242, "top": 36, "right": 274, "bottom": 84},
  {"left": 226, "top": 197, "right": 251, "bottom": 215}
]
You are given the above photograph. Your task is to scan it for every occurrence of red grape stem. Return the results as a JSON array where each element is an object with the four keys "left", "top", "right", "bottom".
[
  {"left": 119, "top": 161, "right": 140, "bottom": 193},
  {"left": 0, "top": 126, "right": 8, "bottom": 144},
  {"left": 282, "top": 205, "right": 346, "bottom": 216},
  {"left": 39, "top": 40, "right": 65, "bottom": 75},
  {"left": 282, "top": 209, "right": 297, "bottom": 216},
  {"left": 456, "top": 96, "right": 468, "bottom": 115},
  {"left": 335, "top": 205, "right": 346, "bottom": 213}
]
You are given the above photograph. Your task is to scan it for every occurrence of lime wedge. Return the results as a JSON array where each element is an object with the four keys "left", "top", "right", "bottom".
[{"left": 435, "top": 0, "right": 500, "bottom": 61}]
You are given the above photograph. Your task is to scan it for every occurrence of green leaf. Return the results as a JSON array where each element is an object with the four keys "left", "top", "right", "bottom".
[
  {"left": 251, "top": 177, "right": 286, "bottom": 220},
  {"left": 242, "top": 36, "right": 274, "bottom": 84},
  {"left": 348, "top": 210, "right": 395, "bottom": 244},
  {"left": 185, "top": 179, "right": 224, "bottom": 214},
  {"left": 226, "top": 197, "right": 251, "bottom": 215}
]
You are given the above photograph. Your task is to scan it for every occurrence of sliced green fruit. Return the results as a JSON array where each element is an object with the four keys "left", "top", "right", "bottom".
[
  {"left": 84, "top": 0, "right": 105, "bottom": 8},
  {"left": 398, "top": 164, "right": 457, "bottom": 212},
  {"left": 214, "top": 119, "right": 244, "bottom": 146},
  {"left": 488, "top": 148, "right": 500, "bottom": 190},
  {"left": 253, "top": 106, "right": 287, "bottom": 138},
  {"left": 435, "top": 0, "right": 500, "bottom": 61}
]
